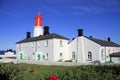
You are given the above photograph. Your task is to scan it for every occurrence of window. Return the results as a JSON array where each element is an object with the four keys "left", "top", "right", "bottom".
[
  {"left": 88, "top": 52, "right": 92, "bottom": 60},
  {"left": 45, "top": 41, "right": 48, "bottom": 47},
  {"left": 108, "top": 49, "right": 111, "bottom": 53},
  {"left": 60, "top": 53, "right": 62, "bottom": 59},
  {"left": 46, "top": 53, "right": 48, "bottom": 60},
  {"left": 60, "top": 40, "right": 63, "bottom": 47},
  {"left": 101, "top": 53, "right": 104, "bottom": 59},
  {"left": 101, "top": 49, "right": 104, "bottom": 53},
  {"left": 101, "top": 49, "right": 105, "bottom": 59},
  {"left": 33, "top": 53, "right": 35, "bottom": 60},
  {"left": 19, "top": 44, "right": 21, "bottom": 51},
  {"left": 72, "top": 52, "right": 75, "bottom": 60},
  {"left": 42, "top": 55, "right": 45, "bottom": 60}
]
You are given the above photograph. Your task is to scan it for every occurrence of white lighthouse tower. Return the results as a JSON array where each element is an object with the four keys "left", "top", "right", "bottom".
[{"left": 34, "top": 13, "right": 43, "bottom": 37}]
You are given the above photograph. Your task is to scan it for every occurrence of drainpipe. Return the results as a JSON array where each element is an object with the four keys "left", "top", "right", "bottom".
[
  {"left": 76, "top": 37, "right": 78, "bottom": 62},
  {"left": 35, "top": 41, "right": 37, "bottom": 60},
  {"left": 36, "top": 41, "right": 37, "bottom": 52},
  {"left": 105, "top": 47, "right": 107, "bottom": 62}
]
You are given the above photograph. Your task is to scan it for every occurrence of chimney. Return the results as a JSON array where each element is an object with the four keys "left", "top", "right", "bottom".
[
  {"left": 107, "top": 37, "right": 111, "bottom": 42},
  {"left": 78, "top": 29, "right": 83, "bottom": 36},
  {"left": 89, "top": 36, "right": 93, "bottom": 38},
  {"left": 44, "top": 26, "right": 49, "bottom": 35},
  {"left": 26, "top": 32, "right": 31, "bottom": 39},
  {"left": 72, "top": 38, "right": 75, "bottom": 40}
]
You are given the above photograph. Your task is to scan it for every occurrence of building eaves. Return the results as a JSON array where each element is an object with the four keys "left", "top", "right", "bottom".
[
  {"left": 86, "top": 37, "right": 120, "bottom": 47},
  {"left": 16, "top": 33, "right": 69, "bottom": 44},
  {"left": 110, "top": 52, "right": 120, "bottom": 57}
]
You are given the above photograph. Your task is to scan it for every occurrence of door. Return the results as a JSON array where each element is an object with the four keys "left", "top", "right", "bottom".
[
  {"left": 37, "top": 54, "right": 41, "bottom": 61},
  {"left": 20, "top": 53, "right": 23, "bottom": 60}
]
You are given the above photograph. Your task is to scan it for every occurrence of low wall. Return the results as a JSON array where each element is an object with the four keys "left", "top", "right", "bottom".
[
  {"left": 17, "top": 60, "right": 91, "bottom": 66},
  {"left": 0, "top": 58, "right": 17, "bottom": 63}
]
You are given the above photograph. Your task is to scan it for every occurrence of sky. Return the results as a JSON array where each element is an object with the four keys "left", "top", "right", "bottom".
[{"left": 0, "top": 0, "right": 120, "bottom": 50}]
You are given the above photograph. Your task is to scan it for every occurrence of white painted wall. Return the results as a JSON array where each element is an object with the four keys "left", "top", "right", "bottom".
[
  {"left": 16, "top": 42, "right": 37, "bottom": 60},
  {"left": 53, "top": 39, "right": 68, "bottom": 61},
  {"left": 100, "top": 46, "right": 120, "bottom": 63},
  {"left": 37, "top": 39, "right": 54, "bottom": 62},
  {"left": 69, "top": 36, "right": 101, "bottom": 63},
  {"left": 16, "top": 36, "right": 120, "bottom": 63},
  {"left": 111, "top": 57, "right": 120, "bottom": 63},
  {"left": 16, "top": 38, "right": 68, "bottom": 62},
  {"left": 68, "top": 37, "right": 80, "bottom": 62},
  {"left": 5, "top": 51, "right": 15, "bottom": 56},
  {"left": 82, "top": 37, "right": 101, "bottom": 63}
]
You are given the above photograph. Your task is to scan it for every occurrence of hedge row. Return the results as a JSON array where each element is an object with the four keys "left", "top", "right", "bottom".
[{"left": 0, "top": 63, "right": 120, "bottom": 80}]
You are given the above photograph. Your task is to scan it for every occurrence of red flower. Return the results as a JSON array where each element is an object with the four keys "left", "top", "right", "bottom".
[
  {"left": 13, "top": 64, "right": 16, "bottom": 67},
  {"left": 30, "top": 69, "right": 35, "bottom": 73},
  {"left": 49, "top": 75, "right": 58, "bottom": 80}
]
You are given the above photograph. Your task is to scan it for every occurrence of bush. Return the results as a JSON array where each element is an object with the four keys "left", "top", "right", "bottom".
[
  {"left": 64, "top": 60, "right": 72, "bottom": 62},
  {"left": 0, "top": 63, "right": 23, "bottom": 80},
  {"left": 1, "top": 63, "right": 120, "bottom": 80},
  {"left": 58, "top": 59, "right": 63, "bottom": 62}
]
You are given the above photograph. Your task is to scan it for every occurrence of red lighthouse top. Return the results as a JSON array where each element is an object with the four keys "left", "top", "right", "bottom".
[{"left": 34, "top": 13, "right": 42, "bottom": 26}]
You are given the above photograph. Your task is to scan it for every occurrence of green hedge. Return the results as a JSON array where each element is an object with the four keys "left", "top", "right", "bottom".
[{"left": 0, "top": 63, "right": 120, "bottom": 80}]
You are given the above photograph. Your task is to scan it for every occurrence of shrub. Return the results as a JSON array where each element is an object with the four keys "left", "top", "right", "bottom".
[
  {"left": 64, "top": 60, "right": 72, "bottom": 62},
  {"left": 1, "top": 63, "right": 120, "bottom": 80},
  {"left": 58, "top": 59, "right": 63, "bottom": 62}
]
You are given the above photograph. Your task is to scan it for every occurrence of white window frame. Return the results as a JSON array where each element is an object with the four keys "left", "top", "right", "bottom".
[
  {"left": 88, "top": 51, "right": 92, "bottom": 61},
  {"left": 60, "top": 40, "right": 63, "bottom": 47},
  {"left": 45, "top": 40, "right": 48, "bottom": 47},
  {"left": 72, "top": 52, "right": 75, "bottom": 60}
]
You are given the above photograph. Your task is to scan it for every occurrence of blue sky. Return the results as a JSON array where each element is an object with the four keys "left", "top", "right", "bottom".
[{"left": 0, "top": 0, "right": 120, "bottom": 50}]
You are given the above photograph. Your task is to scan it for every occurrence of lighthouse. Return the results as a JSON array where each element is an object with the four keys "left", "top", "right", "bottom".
[{"left": 34, "top": 13, "right": 43, "bottom": 37}]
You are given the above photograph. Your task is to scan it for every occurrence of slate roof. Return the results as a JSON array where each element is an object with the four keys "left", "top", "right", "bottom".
[
  {"left": 16, "top": 33, "right": 69, "bottom": 44},
  {"left": 86, "top": 37, "right": 120, "bottom": 47}
]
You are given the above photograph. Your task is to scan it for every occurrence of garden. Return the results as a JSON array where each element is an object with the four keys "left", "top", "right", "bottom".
[{"left": 0, "top": 63, "right": 120, "bottom": 80}]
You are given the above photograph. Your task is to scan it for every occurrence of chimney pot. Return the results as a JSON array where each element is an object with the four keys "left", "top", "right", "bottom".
[
  {"left": 78, "top": 29, "right": 83, "bottom": 36},
  {"left": 72, "top": 38, "right": 75, "bottom": 40},
  {"left": 44, "top": 26, "right": 49, "bottom": 35},
  {"left": 26, "top": 32, "right": 31, "bottom": 39},
  {"left": 108, "top": 37, "right": 111, "bottom": 42},
  {"left": 89, "top": 36, "right": 93, "bottom": 38}
]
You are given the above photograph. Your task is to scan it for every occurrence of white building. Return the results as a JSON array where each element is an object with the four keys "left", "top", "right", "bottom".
[
  {"left": 69, "top": 29, "right": 120, "bottom": 63},
  {"left": 16, "top": 13, "right": 120, "bottom": 63},
  {"left": 0, "top": 49, "right": 16, "bottom": 63}
]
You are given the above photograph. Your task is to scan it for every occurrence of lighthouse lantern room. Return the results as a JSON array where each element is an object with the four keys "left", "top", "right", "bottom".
[{"left": 34, "top": 13, "right": 43, "bottom": 37}]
